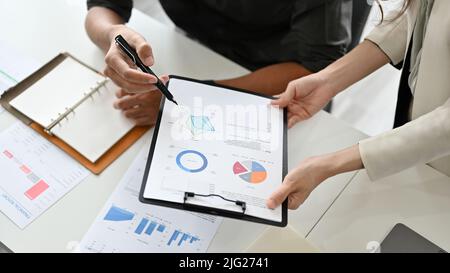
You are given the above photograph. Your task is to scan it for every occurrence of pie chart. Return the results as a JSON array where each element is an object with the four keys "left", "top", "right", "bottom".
[{"left": 233, "top": 160, "right": 267, "bottom": 184}]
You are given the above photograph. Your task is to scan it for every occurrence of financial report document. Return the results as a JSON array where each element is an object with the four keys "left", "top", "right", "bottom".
[
  {"left": 79, "top": 145, "right": 221, "bottom": 253},
  {"left": 141, "top": 77, "right": 286, "bottom": 224},
  {"left": 0, "top": 123, "right": 89, "bottom": 228}
]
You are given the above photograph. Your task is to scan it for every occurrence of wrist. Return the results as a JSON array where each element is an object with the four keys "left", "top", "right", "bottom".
[
  {"left": 323, "top": 144, "right": 364, "bottom": 177},
  {"left": 319, "top": 62, "right": 351, "bottom": 97},
  {"left": 314, "top": 70, "right": 340, "bottom": 98},
  {"left": 302, "top": 155, "right": 336, "bottom": 187},
  {"left": 318, "top": 155, "right": 339, "bottom": 180},
  {"left": 106, "top": 24, "right": 126, "bottom": 43},
  {"left": 319, "top": 153, "right": 343, "bottom": 179}
]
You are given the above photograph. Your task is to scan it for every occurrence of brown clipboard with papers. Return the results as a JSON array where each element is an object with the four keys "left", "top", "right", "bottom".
[{"left": 0, "top": 52, "right": 149, "bottom": 174}]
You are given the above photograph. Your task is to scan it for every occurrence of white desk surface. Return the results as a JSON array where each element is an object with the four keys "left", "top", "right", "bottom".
[
  {"left": 308, "top": 166, "right": 450, "bottom": 252},
  {"left": 1, "top": 0, "right": 367, "bottom": 252}
]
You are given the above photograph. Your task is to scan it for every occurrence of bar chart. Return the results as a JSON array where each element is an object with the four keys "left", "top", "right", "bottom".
[
  {"left": 168, "top": 230, "right": 200, "bottom": 247},
  {"left": 101, "top": 204, "right": 202, "bottom": 250},
  {"left": 134, "top": 218, "right": 166, "bottom": 236},
  {"left": 0, "top": 123, "right": 89, "bottom": 228}
]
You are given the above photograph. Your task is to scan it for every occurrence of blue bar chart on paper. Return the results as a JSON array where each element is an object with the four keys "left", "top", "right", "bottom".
[
  {"left": 96, "top": 204, "right": 203, "bottom": 251},
  {"left": 104, "top": 205, "right": 135, "bottom": 221},
  {"left": 168, "top": 230, "right": 200, "bottom": 246},
  {"left": 134, "top": 218, "right": 166, "bottom": 236}
]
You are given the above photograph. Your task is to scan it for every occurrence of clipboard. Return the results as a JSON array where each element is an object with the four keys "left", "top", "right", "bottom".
[
  {"left": 0, "top": 53, "right": 149, "bottom": 174},
  {"left": 139, "top": 75, "right": 288, "bottom": 227}
]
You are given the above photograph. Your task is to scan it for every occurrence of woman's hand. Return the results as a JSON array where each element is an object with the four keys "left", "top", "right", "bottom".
[
  {"left": 270, "top": 41, "right": 392, "bottom": 129},
  {"left": 271, "top": 73, "right": 337, "bottom": 128},
  {"left": 266, "top": 156, "right": 333, "bottom": 210},
  {"left": 267, "top": 145, "right": 364, "bottom": 210}
]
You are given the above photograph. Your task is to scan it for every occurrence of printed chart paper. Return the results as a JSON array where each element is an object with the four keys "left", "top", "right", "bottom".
[
  {"left": 142, "top": 78, "right": 285, "bottom": 222},
  {"left": 78, "top": 146, "right": 222, "bottom": 253},
  {"left": 0, "top": 122, "right": 90, "bottom": 228}
]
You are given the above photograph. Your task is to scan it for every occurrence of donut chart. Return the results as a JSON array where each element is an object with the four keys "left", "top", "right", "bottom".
[
  {"left": 233, "top": 160, "right": 267, "bottom": 184},
  {"left": 176, "top": 150, "right": 208, "bottom": 173}
]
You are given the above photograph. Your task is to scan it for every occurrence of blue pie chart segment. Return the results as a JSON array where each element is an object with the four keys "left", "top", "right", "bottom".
[
  {"left": 176, "top": 150, "right": 208, "bottom": 173},
  {"left": 251, "top": 161, "right": 266, "bottom": 172}
]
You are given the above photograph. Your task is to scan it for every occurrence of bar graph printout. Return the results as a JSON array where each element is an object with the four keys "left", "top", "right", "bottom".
[
  {"left": 0, "top": 122, "right": 90, "bottom": 228},
  {"left": 78, "top": 146, "right": 222, "bottom": 253}
]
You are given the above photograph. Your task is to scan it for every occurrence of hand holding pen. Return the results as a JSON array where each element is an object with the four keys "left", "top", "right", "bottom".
[
  {"left": 103, "top": 28, "right": 159, "bottom": 93},
  {"left": 114, "top": 35, "right": 177, "bottom": 105},
  {"left": 102, "top": 27, "right": 171, "bottom": 125}
]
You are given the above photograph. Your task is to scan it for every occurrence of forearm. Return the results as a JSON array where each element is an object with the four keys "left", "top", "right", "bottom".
[
  {"left": 216, "top": 62, "right": 312, "bottom": 96},
  {"left": 360, "top": 100, "right": 450, "bottom": 180},
  {"left": 85, "top": 7, "right": 125, "bottom": 52},
  {"left": 320, "top": 144, "right": 364, "bottom": 178},
  {"left": 321, "top": 40, "right": 391, "bottom": 96},
  {"left": 267, "top": 144, "right": 363, "bottom": 209}
]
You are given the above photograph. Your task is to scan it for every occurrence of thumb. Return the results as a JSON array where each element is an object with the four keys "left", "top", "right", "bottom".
[
  {"left": 266, "top": 183, "right": 291, "bottom": 209},
  {"left": 288, "top": 116, "right": 302, "bottom": 129},
  {"left": 271, "top": 82, "right": 296, "bottom": 108}
]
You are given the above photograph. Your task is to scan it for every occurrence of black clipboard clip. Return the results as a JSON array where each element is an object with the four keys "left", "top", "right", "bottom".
[{"left": 183, "top": 192, "right": 247, "bottom": 214}]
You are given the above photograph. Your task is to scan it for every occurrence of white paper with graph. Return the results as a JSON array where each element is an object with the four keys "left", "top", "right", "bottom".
[
  {"left": 78, "top": 146, "right": 222, "bottom": 253},
  {"left": 0, "top": 122, "right": 89, "bottom": 229},
  {"left": 141, "top": 77, "right": 285, "bottom": 223}
]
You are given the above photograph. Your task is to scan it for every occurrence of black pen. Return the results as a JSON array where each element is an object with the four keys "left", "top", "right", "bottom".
[{"left": 114, "top": 34, "right": 178, "bottom": 105}]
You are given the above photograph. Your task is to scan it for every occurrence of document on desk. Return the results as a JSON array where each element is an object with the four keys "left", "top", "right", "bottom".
[
  {"left": 0, "top": 122, "right": 90, "bottom": 228},
  {"left": 78, "top": 145, "right": 222, "bottom": 253},
  {"left": 140, "top": 76, "right": 287, "bottom": 226},
  {"left": 0, "top": 41, "right": 40, "bottom": 113}
]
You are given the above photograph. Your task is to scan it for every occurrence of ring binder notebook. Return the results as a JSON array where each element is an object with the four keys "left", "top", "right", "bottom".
[
  {"left": 0, "top": 53, "right": 150, "bottom": 174},
  {"left": 45, "top": 78, "right": 109, "bottom": 135}
]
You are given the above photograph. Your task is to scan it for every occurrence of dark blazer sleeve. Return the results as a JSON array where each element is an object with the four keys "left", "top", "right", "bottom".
[
  {"left": 87, "top": 0, "right": 133, "bottom": 22},
  {"left": 284, "top": 0, "right": 352, "bottom": 72}
]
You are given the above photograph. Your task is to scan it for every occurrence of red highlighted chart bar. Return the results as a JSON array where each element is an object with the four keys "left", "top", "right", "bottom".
[
  {"left": 25, "top": 180, "right": 49, "bottom": 200},
  {"left": 3, "top": 150, "right": 13, "bottom": 158},
  {"left": 20, "top": 165, "right": 31, "bottom": 174}
]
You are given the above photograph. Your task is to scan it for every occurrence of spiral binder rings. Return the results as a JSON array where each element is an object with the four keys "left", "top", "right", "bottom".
[
  {"left": 0, "top": 53, "right": 150, "bottom": 174},
  {"left": 44, "top": 78, "right": 109, "bottom": 135}
]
